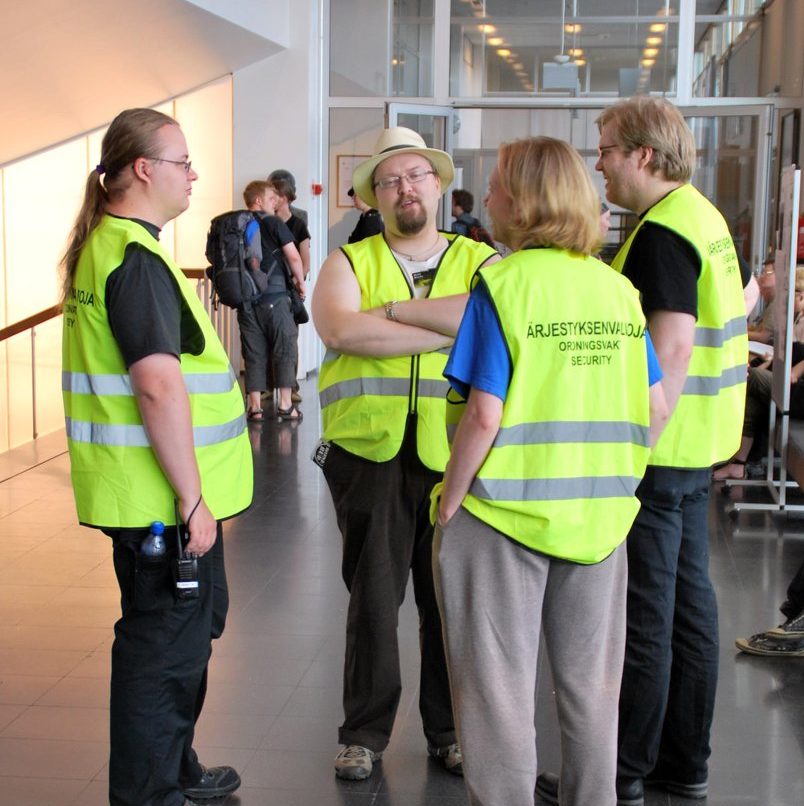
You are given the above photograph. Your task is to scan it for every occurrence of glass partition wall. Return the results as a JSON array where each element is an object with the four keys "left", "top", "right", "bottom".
[{"left": 327, "top": 0, "right": 798, "bottom": 263}]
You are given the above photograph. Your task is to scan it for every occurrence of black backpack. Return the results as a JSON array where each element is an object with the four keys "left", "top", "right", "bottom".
[{"left": 205, "top": 210, "right": 261, "bottom": 310}]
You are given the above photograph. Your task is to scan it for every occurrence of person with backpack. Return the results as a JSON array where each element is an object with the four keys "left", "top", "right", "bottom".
[
  {"left": 238, "top": 180, "right": 305, "bottom": 421},
  {"left": 451, "top": 189, "right": 494, "bottom": 246}
]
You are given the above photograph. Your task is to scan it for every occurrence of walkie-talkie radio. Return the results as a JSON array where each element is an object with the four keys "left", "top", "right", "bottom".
[{"left": 173, "top": 501, "right": 199, "bottom": 600}]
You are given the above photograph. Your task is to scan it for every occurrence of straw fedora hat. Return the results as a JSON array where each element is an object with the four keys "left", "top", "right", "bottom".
[{"left": 352, "top": 126, "right": 454, "bottom": 208}]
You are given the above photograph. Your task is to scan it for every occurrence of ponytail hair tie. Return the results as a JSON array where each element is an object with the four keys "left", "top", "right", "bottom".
[{"left": 95, "top": 164, "right": 106, "bottom": 175}]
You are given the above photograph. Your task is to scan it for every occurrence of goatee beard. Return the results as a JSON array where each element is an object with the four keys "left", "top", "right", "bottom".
[{"left": 396, "top": 206, "right": 427, "bottom": 236}]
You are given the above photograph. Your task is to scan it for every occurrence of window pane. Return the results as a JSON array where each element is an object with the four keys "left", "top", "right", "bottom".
[
  {"left": 330, "top": 0, "right": 434, "bottom": 97},
  {"left": 449, "top": 1, "right": 678, "bottom": 97}
]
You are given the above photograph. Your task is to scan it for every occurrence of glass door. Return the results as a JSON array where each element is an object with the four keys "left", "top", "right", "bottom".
[
  {"left": 681, "top": 104, "right": 774, "bottom": 271},
  {"left": 388, "top": 103, "right": 456, "bottom": 230}
]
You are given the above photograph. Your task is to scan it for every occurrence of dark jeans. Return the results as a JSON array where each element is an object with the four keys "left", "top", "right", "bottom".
[
  {"left": 107, "top": 524, "right": 228, "bottom": 806},
  {"left": 618, "top": 466, "right": 717, "bottom": 787},
  {"left": 321, "top": 420, "right": 455, "bottom": 753},
  {"left": 238, "top": 295, "right": 297, "bottom": 393},
  {"left": 782, "top": 558, "right": 804, "bottom": 619}
]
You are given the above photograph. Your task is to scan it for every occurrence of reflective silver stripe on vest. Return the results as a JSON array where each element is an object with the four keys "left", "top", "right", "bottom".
[
  {"left": 323, "top": 348, "right": 342, "bottom": 363},
  {"left": 683, "top": 363, "right": 746, "bottom": 396},
  {"left": 471, "top": 474, "right": 641, "bottom": 502},
  {"left": 694, "top": 315, "right": 747, "bottom": 348},
  {"left": 492, "top": 420, "right": 651, "bottom": 448},
  {"left": 418, "top": 379, "right": 451, "bottom": 399},
  {"left": 319, "top": 377, "right": 410, "bottom": 408},
  {"left": 65, "top": 413, "right": 246, "bottom": 447},
  {"left": 63, "top": 368, "right": 237, "bottom": 396}
]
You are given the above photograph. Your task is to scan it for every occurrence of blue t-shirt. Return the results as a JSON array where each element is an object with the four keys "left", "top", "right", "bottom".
[{"left": 444, "top": 281, "right": 662, "bottom": 402}]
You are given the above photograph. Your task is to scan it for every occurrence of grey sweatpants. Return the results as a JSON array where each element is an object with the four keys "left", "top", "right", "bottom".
[{"left": 433, "top": 506, "right": 627, "bottom": 806}]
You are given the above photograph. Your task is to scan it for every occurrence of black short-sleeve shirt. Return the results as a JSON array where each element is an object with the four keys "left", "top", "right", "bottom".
[
  {"left": 621, "top": 218, "right": 752, "bottom": 319},
  {"left": 285, "top": 214, "right": 311, "bottom": 249},
  {"left": 258, "top": 214, "right": 296, "bottom": 292},
  {"left": 105, "top": 217, "right": 204, "bottom": 368}
]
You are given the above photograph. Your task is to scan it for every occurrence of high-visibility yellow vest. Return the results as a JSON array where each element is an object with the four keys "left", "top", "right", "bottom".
[
  {"left": 612, "top": 184, "right": 747, "bottom": 468},
  {"left": 453, "top": 248, "right": 651, "bottom": 564},
  {"left": 62, "top": 215, "right": 253, "bottom": 528},
  {"left": 319, "top": 233, "right": 496, "bottom": 470}
]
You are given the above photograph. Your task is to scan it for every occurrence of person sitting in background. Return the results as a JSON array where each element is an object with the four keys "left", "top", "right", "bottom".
[
  {"left": 747, "top": 258, "right": 777, "bottom": 345},
  {"left": 714, "top": 266, "right": 804, "bottom": 481},
  {"left": 347, "top": 186, "right": 384, "bottom": 243},
  {"left": 736, "top": 557, "right": 804, "bottom": 657}
]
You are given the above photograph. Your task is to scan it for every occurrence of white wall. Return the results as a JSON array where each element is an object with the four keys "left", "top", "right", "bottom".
[{"left": 233, "top": 0, "right": 323, "bottom": 378}]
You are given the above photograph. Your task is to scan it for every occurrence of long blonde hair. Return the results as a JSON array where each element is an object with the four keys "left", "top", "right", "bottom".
[
  {"left": 496, "top": 136, "right": 600, "bottom": 255},
  {"left": 60, "top": 108, "right": 177, "bottom": 301}
]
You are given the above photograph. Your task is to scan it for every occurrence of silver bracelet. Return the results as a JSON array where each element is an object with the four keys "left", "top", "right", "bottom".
[{"left": 384, "top": 300, "right": 398, "bottom": 321}]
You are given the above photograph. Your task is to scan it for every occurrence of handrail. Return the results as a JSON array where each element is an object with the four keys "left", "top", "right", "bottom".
[
  {"left": 0, "top": 304, "right": 62, "bottom": 342},
  {"left": 0, "top": 269, "right": 210, "bottom": 343},
  {"left": 0, "top": 269, "right": 236, "bottom": 447}
]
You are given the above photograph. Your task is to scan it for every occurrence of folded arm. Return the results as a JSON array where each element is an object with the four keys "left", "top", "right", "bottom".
[
  {"left": 364, "top": 253, "right": 502, "bottom": 337},
  {"left": 312, "top": 249, "right": 454, "bottom": 357}
]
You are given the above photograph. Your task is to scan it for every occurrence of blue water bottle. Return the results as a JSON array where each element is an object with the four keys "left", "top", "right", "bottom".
[{"left": 140, "top": 521, "right": 166, "bottom": 557}]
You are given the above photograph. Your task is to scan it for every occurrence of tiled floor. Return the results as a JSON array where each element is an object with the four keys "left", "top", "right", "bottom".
[{"left": 1, "top": 379, "right": 803, "bottom": 805}]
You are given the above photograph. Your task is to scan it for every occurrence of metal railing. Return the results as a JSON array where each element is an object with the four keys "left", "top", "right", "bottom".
[{"left": 0, "top": 271, "right": 239, "bottom": 446}]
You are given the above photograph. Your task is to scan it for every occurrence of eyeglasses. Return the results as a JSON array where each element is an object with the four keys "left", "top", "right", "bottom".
[
  {"left": 373, "top": 168, "right": 436, "bottom": 191},
  {"left": 152, "top": 157, "right": 193, "bottom": 174}
]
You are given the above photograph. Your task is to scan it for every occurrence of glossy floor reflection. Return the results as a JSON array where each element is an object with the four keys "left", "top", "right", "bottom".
[{"left": 0, "top": 379, "right": 803, "bottom": 805}]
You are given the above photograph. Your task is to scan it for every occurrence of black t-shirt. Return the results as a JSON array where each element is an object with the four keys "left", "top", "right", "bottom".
[
  {"left": 622, "top": 218, "right": 752, "bottom": 319},
  {"left": 348, "top": 209, "right": 384, "bottom": 244},
  {"left": 105, "top": 217, "right": 204, "bottom": 368},
  {"left": 285, "top": 214, "right": 311, "bottom": 249},
  {"left": 258, "top": 214, "right": 296, "bottom": 292}
]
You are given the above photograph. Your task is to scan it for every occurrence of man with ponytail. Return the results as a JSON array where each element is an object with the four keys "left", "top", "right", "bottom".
[{"left": 62, "top": 108, "right": 252, "bottom": 805}]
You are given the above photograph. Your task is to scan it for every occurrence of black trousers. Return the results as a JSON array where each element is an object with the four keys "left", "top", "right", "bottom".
[
  {"left": 321, "top": 420, "right": 456, "bottom": 753},
  {"left": 106, "top": 524, "right": 228, "bottom": 806},
  {"left": 782, "top": 558, "right": 804, "bottom": 619}
]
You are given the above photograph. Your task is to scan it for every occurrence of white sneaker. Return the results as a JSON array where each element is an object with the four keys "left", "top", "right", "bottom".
[{"left": 334, "top": 744, "right": 382, "bottom": 780}]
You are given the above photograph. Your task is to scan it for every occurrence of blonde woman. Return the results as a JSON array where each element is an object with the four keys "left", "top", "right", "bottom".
[{"left": 433, "top": 137, "right": 667, "bottom": 806}]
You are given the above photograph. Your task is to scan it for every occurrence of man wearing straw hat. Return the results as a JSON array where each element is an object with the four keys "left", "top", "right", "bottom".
[{"left": 312, "top": 126, "right": 498, "bottom": 781}]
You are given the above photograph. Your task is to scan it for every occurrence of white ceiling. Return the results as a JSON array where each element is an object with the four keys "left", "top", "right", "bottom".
[{"left": 0, "top": 0, "right": 285, "bottom": 166}]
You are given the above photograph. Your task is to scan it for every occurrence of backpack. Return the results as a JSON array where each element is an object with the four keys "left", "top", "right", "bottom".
[
  {"left": 204, "top": 210, "right": 261, "bottom": 310},
  {"left": 466, "top": 219, "right": 495, "bottom": 247}
]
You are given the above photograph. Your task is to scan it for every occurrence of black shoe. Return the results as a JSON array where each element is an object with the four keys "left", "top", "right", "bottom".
[
  {"left": 616, "top": 777, "right": 644, "bottom": 806},
  {"left": 646, "top": 776, "right": 708, "bottom": 799},
  {"left": 183, "top": 765, "right": 241, "bottom": 799},
  {"left": 536, "top": 771, "right": 643, "bottom": 806},
  {"left": 535, "top": 771, "right": 559, "bottom": 804}
]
